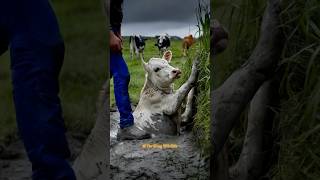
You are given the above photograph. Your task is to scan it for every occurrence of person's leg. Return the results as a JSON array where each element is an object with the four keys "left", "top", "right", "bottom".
[
  {"left": 8, "top": 0, "right": 75, "bottom": 179},
  {"left": 11, "top": 40, "right": 75, "bottom": 180},
  {"left": 110, "top": 52, "right": 134, "bottom": 128}
]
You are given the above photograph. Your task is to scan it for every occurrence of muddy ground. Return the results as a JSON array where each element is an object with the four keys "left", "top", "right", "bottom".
[
  {"left": 1, "top": 109, "right": 209, "bottom": 180},
  {"left": 110, "top": 111, "right": 209, "bottom": 180},
  {"left": 0, "top": 133, "right": 87, "bottom": 180}
]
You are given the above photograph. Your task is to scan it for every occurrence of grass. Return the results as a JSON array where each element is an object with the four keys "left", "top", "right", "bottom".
[
  {"left": 0, "top": 0, "right": 107, "bottom": 143},
  {"left": 193, "top": 1, "right": 211, "bottom": 155},
  {"left": 213, "top": 0, "right": 320, "bottom": 179},
  {"left": 275, "top": 0, "right": 320, "bottom": 178}
]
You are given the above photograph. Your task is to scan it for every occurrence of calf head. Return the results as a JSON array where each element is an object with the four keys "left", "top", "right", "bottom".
[{"left": 142, "top": 50, "right": 181, "bottom": 91}]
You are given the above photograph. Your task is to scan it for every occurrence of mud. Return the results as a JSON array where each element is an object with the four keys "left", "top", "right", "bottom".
[
  {"left": 0, "top": 110, "right": 208, "bottom": 180},
  {"left": 0, "top": 133, "right": 86, "bottom": 180},
  {"left": 110, "top": 111, "right": 209, "bottom": 180}
]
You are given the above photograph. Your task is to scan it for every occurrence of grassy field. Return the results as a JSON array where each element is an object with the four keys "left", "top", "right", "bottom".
[
  {"left": 110, "top": 38, "right": 198, "bottom": 106},
  {"left": 0, "top": 0, "right": 107, "bottom": 143}
]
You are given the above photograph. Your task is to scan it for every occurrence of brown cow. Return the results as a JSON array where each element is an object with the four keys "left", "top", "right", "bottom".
[{"left": 182, "top": 34, "right": 195, "bottom": 56}]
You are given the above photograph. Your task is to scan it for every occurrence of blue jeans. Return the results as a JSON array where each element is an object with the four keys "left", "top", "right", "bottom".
[
  {"left": 110, "top": 52, "right": 134, "bottom": 129},
  {"left": 0, "top": 0, "right": 76, "bottom": 179}
]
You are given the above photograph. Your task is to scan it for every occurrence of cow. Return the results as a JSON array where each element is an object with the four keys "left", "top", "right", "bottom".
[
  {"left": 182, "top": 34, "right": 195, "bottom": 56},
  {"left": 155, "top": 34, "right": 171, "bottom": 56},
  {"left": 129, "top": 35, "right": 145, "bottom": 60},
  {"left": 131, "top": 50, "right": 199, "bottom": 135}
]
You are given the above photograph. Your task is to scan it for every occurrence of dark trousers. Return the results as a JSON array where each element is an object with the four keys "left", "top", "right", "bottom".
[
  {"left": 0, "top": 0, "right": 76, "bottom": 179},
  {"left": 110, "top": 52, "right": 134, "bottom": 129}
]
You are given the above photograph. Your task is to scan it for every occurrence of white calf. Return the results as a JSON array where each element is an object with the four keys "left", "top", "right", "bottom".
[{"left": 133, "top": 51, "right": 198, "bottom": 135}]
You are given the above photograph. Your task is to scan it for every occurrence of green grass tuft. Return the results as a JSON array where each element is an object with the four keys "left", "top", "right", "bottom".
[{"left": 192, "top": 0, "right": 211, "bottom": 155}]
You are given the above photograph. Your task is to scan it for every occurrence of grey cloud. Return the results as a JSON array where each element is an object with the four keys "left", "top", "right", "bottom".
[
  {"left": 123, "top": 0, "right": 202, "bottom": 23},
  {"left": 121, "top": 0, "right": 209, "bottom": 37}
]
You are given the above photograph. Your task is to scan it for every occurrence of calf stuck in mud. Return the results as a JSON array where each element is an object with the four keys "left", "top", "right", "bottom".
[{"left": 132, "top": 50, "right": 199, "bottom": 136}]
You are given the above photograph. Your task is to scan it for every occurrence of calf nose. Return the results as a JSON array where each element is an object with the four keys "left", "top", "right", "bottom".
[{"left": 172, "top": 69, "right": 181, "bottom": 75}]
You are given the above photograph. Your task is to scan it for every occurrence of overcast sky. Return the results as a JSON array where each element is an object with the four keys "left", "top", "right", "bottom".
[{"left": 122, "top": 0, "right": 209, "bottom": 38}]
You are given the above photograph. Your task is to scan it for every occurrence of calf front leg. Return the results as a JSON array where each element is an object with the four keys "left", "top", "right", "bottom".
[
  {"left": 181, "top": 87, "right": 195, "bottom": 124},
  {"left": 164, "top": 57, "right": 199, "bottom": 115}
]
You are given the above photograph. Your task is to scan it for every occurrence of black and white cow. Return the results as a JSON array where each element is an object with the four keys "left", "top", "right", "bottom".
[
  {"left": 155, "top": 34, "right": 171, "bottom": 55},
  {"left": 129, "top": 35, "right": 145, "bottom": 60}
]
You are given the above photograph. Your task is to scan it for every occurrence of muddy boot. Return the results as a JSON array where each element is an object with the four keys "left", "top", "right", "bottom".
[{"left": 117, "top": 125, "right": 151, "bottom": 140}]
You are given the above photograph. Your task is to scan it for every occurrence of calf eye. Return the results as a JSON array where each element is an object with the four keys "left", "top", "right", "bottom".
[{"left": 154, "top": 67, "right": 161, "bottom": 72}]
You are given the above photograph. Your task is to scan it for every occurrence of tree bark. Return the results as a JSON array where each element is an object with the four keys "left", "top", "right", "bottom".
[{"left": 73, "top": 81, "right": 110, "bottom": 180}]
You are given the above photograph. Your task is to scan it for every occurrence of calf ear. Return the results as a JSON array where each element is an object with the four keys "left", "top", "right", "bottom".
[
  {"left": 162, "top": 50, "right": 172, "bottom": 62},
  {"left": 142, "top": 62, "right": 149, "bottom": 72}
]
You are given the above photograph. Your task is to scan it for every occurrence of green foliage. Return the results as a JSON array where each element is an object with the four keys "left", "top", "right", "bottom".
[
  {"left": 275, "top": 0, "right": 320, "bottom": 179},
  {"left": 213, "top": 0, "right": 320, "bottom": 179},
  {"left": 192, "top": 0, "right": 211, "bottom": 155}
]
